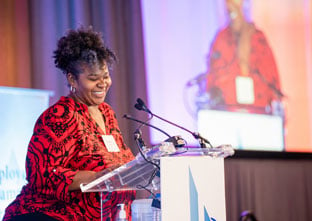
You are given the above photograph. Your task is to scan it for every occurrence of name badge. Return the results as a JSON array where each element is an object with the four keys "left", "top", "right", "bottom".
[
  {"left": 235, "top": 76, "right": 255, "bottom": 104},
  {"left": 101, "top": 135, "right": 120, "bottom": 152}
]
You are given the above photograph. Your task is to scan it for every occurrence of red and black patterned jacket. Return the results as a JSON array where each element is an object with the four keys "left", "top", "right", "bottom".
[
  {"left": 3, "top": 96, "right": 135, "bottom": 221},
  {"left": 206, "top": 25, "right": 281, "bottom": 112}
]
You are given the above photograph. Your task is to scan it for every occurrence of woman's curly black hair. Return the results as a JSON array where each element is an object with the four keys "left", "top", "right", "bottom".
[{"left": 53, "top": 27, "right": 116, "bottom": 78}]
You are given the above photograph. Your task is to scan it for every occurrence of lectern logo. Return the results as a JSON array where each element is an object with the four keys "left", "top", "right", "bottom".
[{"left": 189, "top": 167, "right": 216, "bottom": 221}]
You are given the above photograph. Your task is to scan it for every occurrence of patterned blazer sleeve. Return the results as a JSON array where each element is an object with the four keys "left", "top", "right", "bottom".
[{"left": 26, "top": 102, "right": 80, "bottom": 203}]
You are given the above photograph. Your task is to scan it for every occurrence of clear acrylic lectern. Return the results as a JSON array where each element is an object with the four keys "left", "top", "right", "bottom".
[{"left": 80, "top": 142, "right": 234, "bottom": 220}]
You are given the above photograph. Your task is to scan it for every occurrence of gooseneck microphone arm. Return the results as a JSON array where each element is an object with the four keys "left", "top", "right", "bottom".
[
  {"left": 151, "top": 112, "right": 212, "bottom": 148},
  {"left": 123, "top": 114, "right": 171, "bottom": 138},
  {"left": 252, "top": 69, "right": 285, "bottom": 99},
  {"left": 135, "top": 98, "right": 213, "bottom": 148}
]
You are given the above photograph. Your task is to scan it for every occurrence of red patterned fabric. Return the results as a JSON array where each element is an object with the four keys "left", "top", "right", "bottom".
[
  {"left": 3, "top": 96, "right": 135, "bottom": 221},
  {"left": 206, "top": 25, "right": 281, "bottom": 112}
]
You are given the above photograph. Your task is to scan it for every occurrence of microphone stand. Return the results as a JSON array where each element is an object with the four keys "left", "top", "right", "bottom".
[
  {"left": 133, "top": 99, "right": 235, "bottom": 157},
  {"left": 124, "top": 114, "right": 186, "bottom": 148},
  {"left": 123, "top": 114, "right": 171, "bottom": 138},
  {"left": 151, "top": 112, "right": 213, "bottom": 148},
  {"left": 134, "top": 98, "right": 213, "bottom": 148},
  {"left": 252, "top": 69, "right": 285, "bottom": 99}
]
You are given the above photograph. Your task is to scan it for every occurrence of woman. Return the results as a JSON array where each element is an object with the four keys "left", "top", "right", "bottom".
[
  {"left": 3, "top": 27, "right": 135, "bottom": 220},
  {"left": 206, "top": 0, "right": 282, "bottom": 113}
]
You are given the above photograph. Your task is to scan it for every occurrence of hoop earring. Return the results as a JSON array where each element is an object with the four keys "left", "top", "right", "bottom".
[{"left": 70, "top": 86, "right": 76, "bottom": 93}]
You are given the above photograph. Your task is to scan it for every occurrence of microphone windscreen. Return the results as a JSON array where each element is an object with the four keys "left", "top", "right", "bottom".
[
  {"left": 137, "top": 98, "right": 145, "bottom": 106},
  {"left": 134, "top": 103, "right": 143, "bottom": 111}
]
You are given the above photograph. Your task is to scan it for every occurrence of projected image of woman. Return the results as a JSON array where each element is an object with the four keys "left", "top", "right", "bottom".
[
  {"left": 205, "top": 0, "right": 284, "bottom": 114},
  {"left": 3, "top": 27, "right": 135, "bottom": 221}
]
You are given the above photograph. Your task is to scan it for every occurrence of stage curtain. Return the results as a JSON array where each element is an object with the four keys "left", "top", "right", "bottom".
[
  {"left": 0, "top": 0, "right": 31, "bottom": 87},
  {"left": 0, "top": 0, "right": 149, "bottom": 151}
]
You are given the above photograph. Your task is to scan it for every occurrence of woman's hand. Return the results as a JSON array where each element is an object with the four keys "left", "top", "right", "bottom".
[{"left": 68, "top": 170, "right": 97, "bottom": 191}]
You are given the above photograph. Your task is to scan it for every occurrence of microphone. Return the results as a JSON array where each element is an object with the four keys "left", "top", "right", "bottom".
[
  {"left": 134, "top": 98, "right": 213, "bottom": 148},
  {"left": 134, "top": 129, "right": 147, "bottom": 151},
  {"left": 135, "top": 98, "right": 152, "bottom": 114}
]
